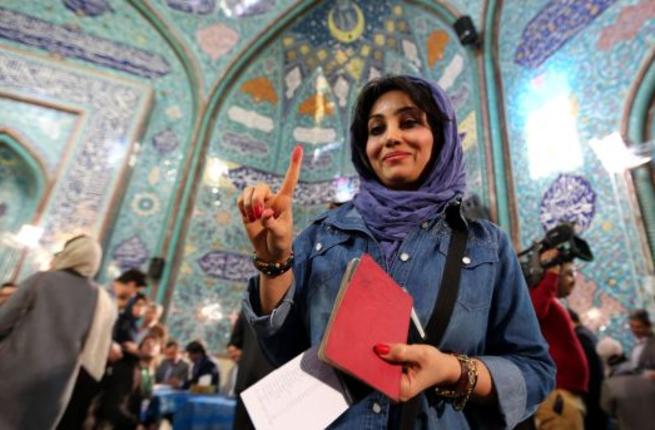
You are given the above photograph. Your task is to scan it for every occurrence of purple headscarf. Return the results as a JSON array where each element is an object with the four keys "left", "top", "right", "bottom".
[{"left": 351, "top": 76, "right": 466, "bottom": 262}]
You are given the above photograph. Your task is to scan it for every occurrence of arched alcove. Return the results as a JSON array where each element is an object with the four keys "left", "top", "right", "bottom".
[
  {"left": 0, "top": 131, "right": 47, "bottom": 281},
  {"left": 624, "top": 47, "right": 655, "bottom": 267},
  {"left": 165, "top": 0, "right": 489, "bottom": 351}
]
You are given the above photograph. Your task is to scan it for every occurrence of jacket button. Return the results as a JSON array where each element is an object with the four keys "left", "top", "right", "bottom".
[
  {"left": 462, "top": 256, "right": 471, "bottom": 264},
  {"left": 372, "top": 402, "right": 382, "bottom": 414},
  {"left": 315, "top": 242, "right": 323, "bottom": 252},
  {"left": 400, "top": 252, "right": 410, "bottom": 262},
  {"left": 421, "top": 221, "right": 429, "bottom": 229}
]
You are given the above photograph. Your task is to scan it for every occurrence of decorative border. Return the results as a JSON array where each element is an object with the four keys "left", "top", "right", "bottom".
[
  {"left": 0, "top": 46, "right": 153, "bottom": 267},
  {"left": 0, "top": 7, "right": 171, "bottom": 78}
]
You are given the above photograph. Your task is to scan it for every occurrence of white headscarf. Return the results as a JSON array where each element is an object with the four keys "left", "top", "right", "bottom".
[{"left": 51, "top": 235, "right": 102, "bottom": 278}]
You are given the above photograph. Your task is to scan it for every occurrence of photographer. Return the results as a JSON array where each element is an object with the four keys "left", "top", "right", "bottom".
[
  {"left": 521, "top": 224, "right": 593, "bottom": 430},
  {"left": 529, "top": 249, "right": 588, "bottom": 429}
]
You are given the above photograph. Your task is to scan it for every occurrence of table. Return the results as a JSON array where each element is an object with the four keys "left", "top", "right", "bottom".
[{"left": 146, "top": 387, "right": 236, "bottom": 430}]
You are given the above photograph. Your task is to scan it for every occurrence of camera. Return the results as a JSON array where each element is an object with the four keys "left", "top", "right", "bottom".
[{"left": 518, "top": 223, "right": 593, "bottom": 288}]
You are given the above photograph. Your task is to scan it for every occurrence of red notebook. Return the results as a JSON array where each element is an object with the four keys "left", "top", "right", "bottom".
[{"left": 317, "top": 253, "right": 413, "bottom": 401}]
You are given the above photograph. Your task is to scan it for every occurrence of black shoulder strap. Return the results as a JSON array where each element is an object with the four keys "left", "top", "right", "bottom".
[
  {"left": 424, "top": 223, "right": 468, "bottom": 346},
  {"left": 399, "top": 203, "right": 469, "bottom": 430}
]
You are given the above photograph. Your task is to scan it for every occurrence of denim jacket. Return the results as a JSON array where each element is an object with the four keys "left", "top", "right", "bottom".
[{"left": 243, "top": 202, "right": 555, "bottom": 429}]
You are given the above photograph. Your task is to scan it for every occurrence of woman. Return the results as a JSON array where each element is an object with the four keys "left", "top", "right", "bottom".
[
  {"left": 0, "top": 235, "right": 116, "bottom": 429},
  {"left": 237, "top": 75, "right": 554, "bottom": 428}
]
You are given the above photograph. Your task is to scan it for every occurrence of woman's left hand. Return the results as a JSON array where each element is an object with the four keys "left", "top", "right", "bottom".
[{"left": 374, "top": 343, "right": 461, "bottom": 402}]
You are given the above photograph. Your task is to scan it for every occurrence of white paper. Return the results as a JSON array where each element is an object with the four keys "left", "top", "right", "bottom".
[
  {"left": 198, "top": 374, "right": 212, "bottom": 386},
  {"left": 241, "top": 346, "right": 351, "bottom": 430}
]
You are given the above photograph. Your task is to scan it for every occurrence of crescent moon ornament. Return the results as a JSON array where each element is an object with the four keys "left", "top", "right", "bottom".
[{"left": 328, "top": 1, "right": 365, "bottom": 44}]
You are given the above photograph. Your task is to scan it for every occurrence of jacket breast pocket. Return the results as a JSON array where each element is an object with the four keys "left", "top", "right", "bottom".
[
  {"left": 305, "top": 228, "right": 352, "bottom": 288},
  {"left": 456, "top": 244, "right": 497, "bottom": 312}
]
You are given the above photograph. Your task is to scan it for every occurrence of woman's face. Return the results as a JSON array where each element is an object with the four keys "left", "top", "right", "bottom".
[{"left": 365, "top": 90, "right": 434, "bottom": 189}]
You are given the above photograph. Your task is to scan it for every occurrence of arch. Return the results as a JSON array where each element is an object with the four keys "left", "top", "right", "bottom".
[
  {"left": 0, "top": 129, "right": 49, "bottom": 281},
  {"left": 480, "top": 0, "right": 519, "bottom": 242},
  {"left": 622, "top": 47, "right": 655, "bottom": 265},
  {"left": 125, "top": 0, "right": 204, "bottom": 254},
  {"left": 0, "top": 128, "right": 48, "bottom": 204},
  {"left": 158, "top": 0, "right": 491, "bottom": 306}
]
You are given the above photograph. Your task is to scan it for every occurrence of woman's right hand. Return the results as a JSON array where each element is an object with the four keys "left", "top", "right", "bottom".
[{"left": 236, "top": 145, "right": 303, "bottom": 263}]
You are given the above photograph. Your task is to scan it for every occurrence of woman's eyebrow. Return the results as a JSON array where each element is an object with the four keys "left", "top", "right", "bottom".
[{"left": 368, "top": 106, "right": 421, "bottom": 121}]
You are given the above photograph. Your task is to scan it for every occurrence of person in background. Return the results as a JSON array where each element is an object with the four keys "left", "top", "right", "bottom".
[
  {"left": 155, "top": 339, "right": 190, "bottom": 388},
  {"left": 601, "top": 365, "right": 655, "bottom": 429},
  {"left": 567, "top": 308, "right": 608, "bottom": 430},
  {"left": 112, "top": 268, "right": 147, "bottom": 311},
  {"left": 596, "top": 337, "right": 631, "bottom": 377},
  {"left": 600, "top": 311, "right": 655, "bottom": 430},
  {"left": 627, "top": 308, "right": 655, "bottom": 372},
  {"left": 237, "top": 75, "right": 554, "bottom": 428},
  {"left": 227, "top": 311, "right": 275, "bottom": 430},
  {"left": 530, "top": 248, "right": 588, "bottom": 430},
  {"left": 0, "top": 235, "right": 116, "bottom": 430},
  {"left": 113, "top": 292, "right": 148, "bottom": 354},
  {"left": 0, "top": 281, "right": 16, "bottom": 306},
  {"left": 136, "top": 302, "right": 164, "bottom": 344},
  {"left": 185, "top": 340, "right": 219, "bottom": 392},
  {"left": 92, "top": 334, "right": 161, "bottom": 429}
]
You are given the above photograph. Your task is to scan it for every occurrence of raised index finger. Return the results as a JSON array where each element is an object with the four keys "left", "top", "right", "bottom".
[{"left": 278, "top": 144, "right": 303, "bottom": 197}]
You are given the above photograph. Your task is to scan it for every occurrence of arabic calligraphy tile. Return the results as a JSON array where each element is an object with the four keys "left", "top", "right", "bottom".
[
  {"left": 0, "top": 8, "right": 170, "bottom": 78},
  {"left": 63, "top": 0, "right": 112, "bottom": 17},
  {"left": 514, "top": 0, "right": 617, "bottom": 68}
]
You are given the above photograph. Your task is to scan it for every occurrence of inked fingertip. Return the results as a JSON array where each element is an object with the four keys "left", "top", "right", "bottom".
[{"left": 292, "top": 145, "right": 303, "bottom": 163}]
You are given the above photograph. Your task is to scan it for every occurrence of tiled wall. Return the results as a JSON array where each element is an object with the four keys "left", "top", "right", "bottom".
[
  {"left": 169, "top": 0, "right": 488, "bottom": 350},
  {"left": 0, "top": 0, "right": 653, "bottom": 352},
  {"left": 499, "top": 0, "right": 655, "bottom": 346}
]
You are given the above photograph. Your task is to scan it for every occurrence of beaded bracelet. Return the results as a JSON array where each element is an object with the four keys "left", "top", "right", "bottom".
[
  {"left": 433, "top": 354, "right": 478, "bottom": 411},
  {"left": 252, "top": 252, "right": 294, "bottom": 277}
]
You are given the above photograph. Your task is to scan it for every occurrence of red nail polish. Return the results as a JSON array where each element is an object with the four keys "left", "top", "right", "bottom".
[
  {"left": 254, "top": 204, "right": 263, "bottom": 218},
  {"left": 373, "top": 343, "right": 390, "bottom": 355}
]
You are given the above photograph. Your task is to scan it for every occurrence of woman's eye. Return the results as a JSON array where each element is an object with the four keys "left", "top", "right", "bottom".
[
  {"left": 401, "top": 118, "right": 419, "bottom": 128},
  {"left": 369, "top": 125, "right": 384, "bottom": 136}
]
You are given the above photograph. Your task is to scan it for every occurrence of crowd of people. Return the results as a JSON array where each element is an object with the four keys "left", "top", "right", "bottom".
[
  {"left": 1, "top": 74, "right": 654, "bottom": 430},
  {"left": 0, "top": 242, "right": 224, "bottom": 430}
]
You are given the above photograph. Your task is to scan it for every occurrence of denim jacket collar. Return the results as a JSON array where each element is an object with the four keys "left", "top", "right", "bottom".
[{"left": 315, "top": 196, "right": 466, "bottom": 236}]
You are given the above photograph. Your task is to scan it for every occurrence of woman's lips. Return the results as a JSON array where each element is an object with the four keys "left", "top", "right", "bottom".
[{"left": 383, "top": 152, "right": 411, "bottom": 162}]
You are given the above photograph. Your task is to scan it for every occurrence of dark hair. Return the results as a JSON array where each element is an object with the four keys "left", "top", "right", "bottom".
[
  {"left": 166, "top": 339, "right": 179, "bottom": 349},
  {"left": 116, "top": 268, "right": 147, "bottom": 287},
  {"left": 185, "top": 340, "right": 207, "bottom": 356},
  {"left": 629, "top": 309, "right": 652, "bottom": 326},
  {"left": 132, "top": 292, "right": 147, "bottom": 303},
  {"left": 138, "top": 334, "right": 160, "bottom": 351},
  {"left": 350, "top": 75, "right": 445, "bottom": 179},
  {"left": 1, "top": 282, "right": 16, "bottom": 289}
]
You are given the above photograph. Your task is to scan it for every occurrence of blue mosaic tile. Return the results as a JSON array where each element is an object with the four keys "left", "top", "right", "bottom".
[
  {"left": 197, "top": 250, "right": 257, "bottom": 282},
  {"left": 540, "top": 173, "right": 597, "bottom": 232},
  {"left": 166, "top": 0, "right": 216, "bottom": 15},
  {"left": 515, "top": 0, "right": 618, "bottom": 68},
  {"left": 0, "top": 7, "right": 171, "bottom": 78},
  {"left": 0, "top": 141, "right": 42, "bottom": 280},
  {"left": 63, "top": 0, "right": 112, "bottom": 17},
  {"left": 112, "top": 235, "right": 150, "bottom": 271},
  {"left": 0, "top": 97, "right": 78, "bottom": 173}
]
